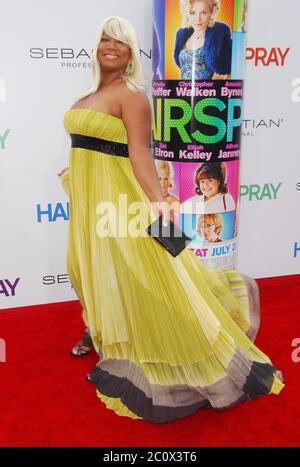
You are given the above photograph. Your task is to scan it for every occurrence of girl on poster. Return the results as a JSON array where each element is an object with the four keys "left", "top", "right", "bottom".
[
  {"left": 174, "top": 0, "right": 232, "bottom": 79},
  {"left": 180, "top": 162, "right": 236, "bottom": 214}
]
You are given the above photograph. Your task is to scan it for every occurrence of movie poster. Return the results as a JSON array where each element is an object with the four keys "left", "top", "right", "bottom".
[{"left": 153, "top": 0, "right": 246, "bottom": 269}]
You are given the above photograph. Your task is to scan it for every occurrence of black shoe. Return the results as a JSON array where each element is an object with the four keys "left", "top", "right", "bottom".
[{"left": 70, "top": 329, "right": 93, "bottom": 357}]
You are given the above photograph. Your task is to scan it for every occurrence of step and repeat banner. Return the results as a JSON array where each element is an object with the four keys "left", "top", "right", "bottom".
[{"left": 0, "top": 0, "right": 299, "bottom": 309}]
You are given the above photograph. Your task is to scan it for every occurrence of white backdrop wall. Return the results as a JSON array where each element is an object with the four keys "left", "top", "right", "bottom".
[{"left": 0, "top": 0, "right": 299, "bottom": 309}]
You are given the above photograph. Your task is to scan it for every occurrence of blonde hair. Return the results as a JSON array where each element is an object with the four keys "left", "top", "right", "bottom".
[
  {"left": 197, "top": 213, "right": 223, "bottom": 236},
  {"left": 76, "top": 16, "right": 145, "bottom": 101},
  {"left": 241, "top": 0, "right": 248, "bottom": 31},
  {"left": 155, "top": 160, "right": 176, "bottom": 188},
  {"left": 180, "top": 0, "right": 221, "bottom": 28}
]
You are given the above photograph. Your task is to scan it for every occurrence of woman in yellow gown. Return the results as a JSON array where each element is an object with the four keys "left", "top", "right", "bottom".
[{"left": 59, "top": 16, "right": 284, "bottom": 423}]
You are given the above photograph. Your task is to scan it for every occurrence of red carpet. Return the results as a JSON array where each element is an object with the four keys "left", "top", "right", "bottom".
[{"left": 0, "top": 274, "right": 299, "bottom": 447}]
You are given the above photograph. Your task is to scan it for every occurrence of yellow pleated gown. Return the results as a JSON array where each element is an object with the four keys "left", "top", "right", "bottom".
[{"left": 61, "top": 107, "right": 284, "bottom": 423}]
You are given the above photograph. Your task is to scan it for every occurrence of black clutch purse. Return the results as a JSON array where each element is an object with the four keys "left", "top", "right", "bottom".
[{"left": 146, "top": 215, "right": 192, "bottom": 257}]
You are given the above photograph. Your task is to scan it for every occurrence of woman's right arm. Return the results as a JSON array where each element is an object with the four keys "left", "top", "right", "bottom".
[
  {"left": 57, "top": 167, "right": 70, "bottom": 195},
  {"left": 121, "top": 88, "right": 170, "bottom": 224}
]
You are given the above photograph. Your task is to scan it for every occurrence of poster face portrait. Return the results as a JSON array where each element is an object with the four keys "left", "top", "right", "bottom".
[
  {"left": 164, "top": 0, "right": 235, "bottom": 80},
  {"left": 155, "top": 160, "right": 180, "bottom": 214},
  {"left": 197, "top": 212, "right": 224, "bottom": 243},
  {"left": 180, "top": 160, "right": 240, "bottom": 214},
  {"left": 179, "top": 210, "right": 235, "bottom": 244}
]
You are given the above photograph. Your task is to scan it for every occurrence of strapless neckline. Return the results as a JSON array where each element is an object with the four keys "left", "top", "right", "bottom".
[{"left": 66, "top": 107, "right": 123, "bottom": 121}]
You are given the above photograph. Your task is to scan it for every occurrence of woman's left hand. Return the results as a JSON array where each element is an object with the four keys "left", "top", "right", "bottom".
[
  {"left": 152, "top": 201, "right": 172, "bottom": 226},
  {"left": 57, "top": 167, "right": 69, "bottom": 177}
]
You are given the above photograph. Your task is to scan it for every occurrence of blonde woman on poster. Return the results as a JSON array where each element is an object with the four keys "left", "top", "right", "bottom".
[
  {"left": 155, "top": 160, "right": 180, "bottom": 215},
  {"left": 174, "top": 0, "right": 232, "bottom": 79}
]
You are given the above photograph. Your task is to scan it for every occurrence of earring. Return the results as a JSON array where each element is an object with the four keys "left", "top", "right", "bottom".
[{"left": 125, "top": 60, "right": 134, "bottom": 76}]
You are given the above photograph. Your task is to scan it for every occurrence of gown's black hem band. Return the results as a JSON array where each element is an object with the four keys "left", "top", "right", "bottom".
[
  {"left": 89, "top": 366, "right": 211, "bottom": 424},
  {"left": 70, "top": 133, "right": 129, "bottom": 158}
]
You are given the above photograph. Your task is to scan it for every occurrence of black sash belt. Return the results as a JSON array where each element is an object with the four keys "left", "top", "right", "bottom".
[{"left": 70, "top": 133, "right": 129, "bottom": 158}]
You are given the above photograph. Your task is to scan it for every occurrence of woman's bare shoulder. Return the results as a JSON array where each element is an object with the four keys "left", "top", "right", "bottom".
[
  {"left": 120, "top": 83, "right": 148, "bottom": 101},
  {"left": 120, "top": 85, "right": 150, "bottom": 117}
]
